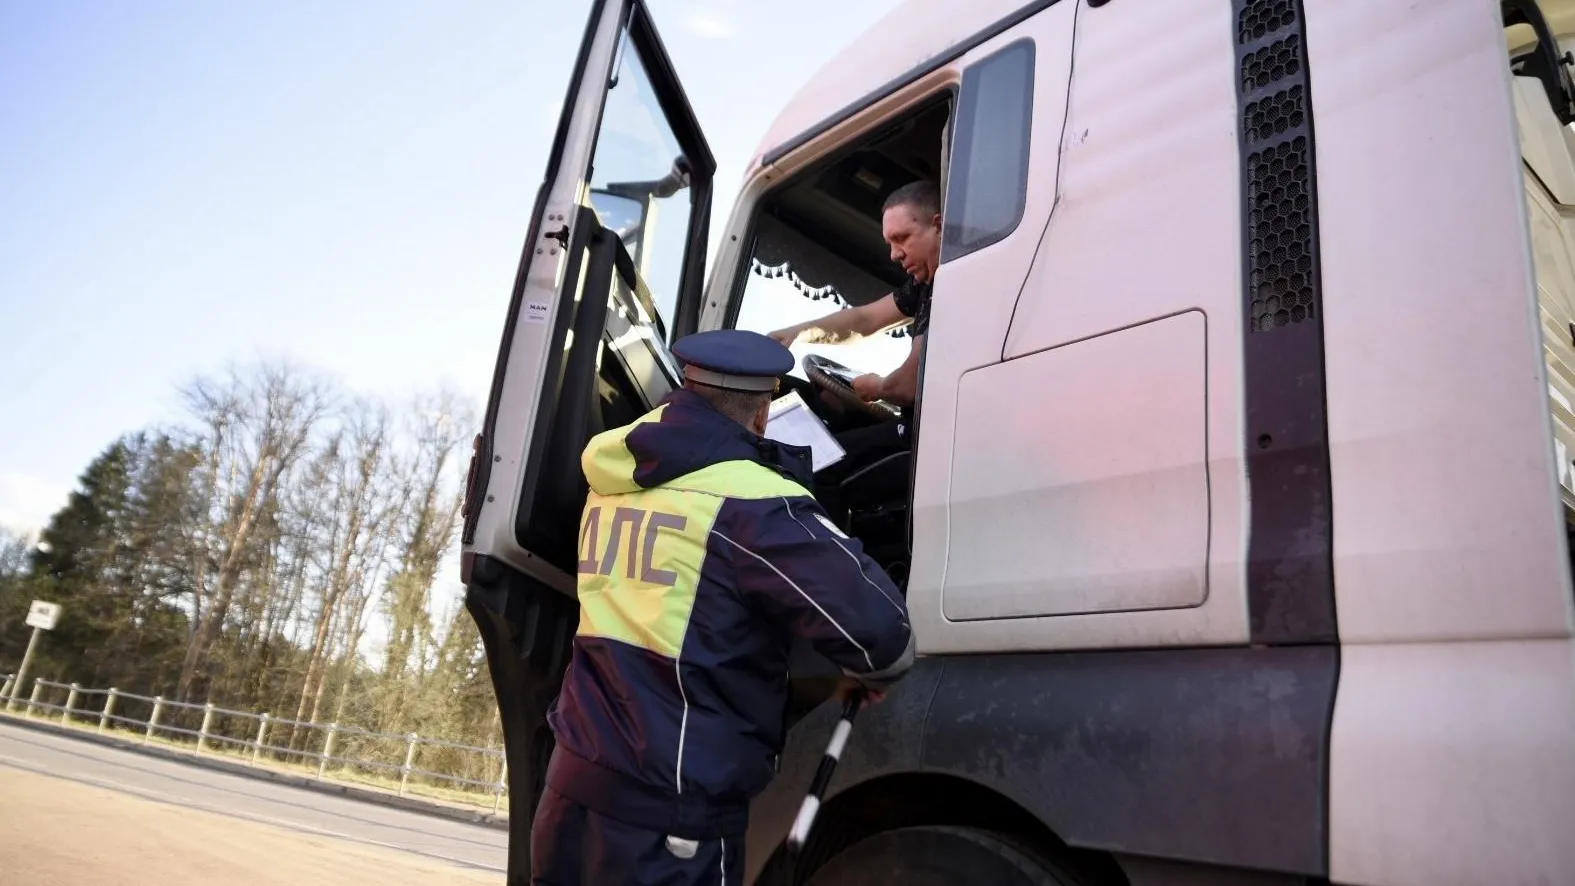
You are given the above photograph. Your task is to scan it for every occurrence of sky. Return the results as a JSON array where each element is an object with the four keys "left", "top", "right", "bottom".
[{"left": 0, "top": 0, "right": 914, "bottom": 542}]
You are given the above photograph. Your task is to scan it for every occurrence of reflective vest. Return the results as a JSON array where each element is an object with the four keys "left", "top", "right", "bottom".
[{"left": 545, "top": 389, "right": 913, "bottom": 838}]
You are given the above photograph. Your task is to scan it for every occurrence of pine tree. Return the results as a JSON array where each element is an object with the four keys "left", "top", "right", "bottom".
[{"left": 5, "top": 439, "right": 188, "bottom": 692}]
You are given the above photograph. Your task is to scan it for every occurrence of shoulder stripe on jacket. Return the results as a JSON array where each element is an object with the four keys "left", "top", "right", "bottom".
[
  {"left": 781, "top": 497, "right": 906, "bottom": 617},
  {"left": 711, "top": 529, "right": 875, "bottom": 671}
]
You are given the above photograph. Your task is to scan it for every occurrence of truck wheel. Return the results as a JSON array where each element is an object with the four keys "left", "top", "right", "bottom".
[{"left": 802, "top": 826, "right": 1087, "bottom": 885}]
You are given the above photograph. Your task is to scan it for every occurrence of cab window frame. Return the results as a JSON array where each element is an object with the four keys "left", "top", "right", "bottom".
[{"left": 721, "top": 88, "right": 960, "bottom": 336}]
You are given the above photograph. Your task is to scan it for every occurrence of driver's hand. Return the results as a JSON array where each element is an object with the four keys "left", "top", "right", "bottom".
[
  {"left": 768, "top": 326, "right": 801, "bottom": 347},
  {"left": 851, "top": 373, "right": 885, "bottom": 402}
]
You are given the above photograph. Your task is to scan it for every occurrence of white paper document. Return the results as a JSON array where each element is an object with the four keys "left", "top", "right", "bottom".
[{"left": 763, "top": 390, "right": 845, "bottom": 472}]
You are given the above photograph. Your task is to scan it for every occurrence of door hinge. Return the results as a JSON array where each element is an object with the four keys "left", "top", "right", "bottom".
[{"left": 545, "top": 224, "right": 569, "bottom": 249}]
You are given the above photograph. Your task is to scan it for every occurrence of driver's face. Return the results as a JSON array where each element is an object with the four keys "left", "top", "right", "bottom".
[{"left": 882, "top": 204, "right": 942, "bottom": 283}]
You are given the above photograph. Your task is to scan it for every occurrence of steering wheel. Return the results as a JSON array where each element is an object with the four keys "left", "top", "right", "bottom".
[{"left": 802, "top": 354, "right": 901, "bottom": 423}]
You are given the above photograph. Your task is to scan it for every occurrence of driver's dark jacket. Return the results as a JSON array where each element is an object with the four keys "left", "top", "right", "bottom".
[
  {"left": 891, "top": 275, "right": 931, "bottom": 430},
  {"left": 893, "top": 275, "right": 931, "bottom": 337},
  {"left": 545, "top": 389, "right": 915, "bottom": 839}
]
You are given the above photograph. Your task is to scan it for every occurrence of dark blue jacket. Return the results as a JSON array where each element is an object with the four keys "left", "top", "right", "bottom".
[{"left": 545, "top": 389, "right": 914, "bottom": 838}]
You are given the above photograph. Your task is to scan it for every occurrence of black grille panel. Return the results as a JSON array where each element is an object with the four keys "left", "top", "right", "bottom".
[
  {"left": 1248, "top": 136, "right": 1314, "bottom": 330},
  {"left": 1235, "top": 1, "right": 1317, "bottom": 333},
  {"left": 1237, "top": 0, "right": 1296, "bottom": 44},
  {"left": 1242, "top": 35, "right": 1303, "bottom": 94},
  {"left": 1244, "top": 84, "right": 1305, "bottom": 143},
  {"left": 1232, "top": 0, "right": 1336, "bottom": 645}
]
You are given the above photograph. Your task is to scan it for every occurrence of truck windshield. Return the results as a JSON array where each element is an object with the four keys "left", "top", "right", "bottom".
[{"left": 734, "top": 268, "right": 910, "bottom": 382}]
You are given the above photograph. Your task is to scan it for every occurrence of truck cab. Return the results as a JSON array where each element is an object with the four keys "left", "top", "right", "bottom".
[{"left": 462, "top": 0, "right": 1575, "bottom": 883}]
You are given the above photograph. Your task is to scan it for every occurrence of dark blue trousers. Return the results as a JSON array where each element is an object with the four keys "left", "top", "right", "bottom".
[{"left": 530, "top": 785, "right": 745, "bottom": 885}]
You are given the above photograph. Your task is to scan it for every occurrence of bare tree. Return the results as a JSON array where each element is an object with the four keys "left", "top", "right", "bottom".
[
  {"left": 0, "top": 526, "right": 33, "bottom": 642},
  {"left": 327, "top": 555, "right": 385, "bottom": 727},
  {"left": 378, "top": 389, "right": 472, "bottom": 724},
  {"left": 0, "top": 527, "right": 30, "bottom": 582},
  {"left": 279, "top": 399, "right": 402, "bottom": 743},
  {"left": 13, "top": 361, "right": 515, "bottom": 787},
  {"left": 176, "top": 360, "right": 332, "bottom": 701}
]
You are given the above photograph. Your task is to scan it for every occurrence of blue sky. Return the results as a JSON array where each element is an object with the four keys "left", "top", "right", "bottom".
[{"left": 0, "top": 0, "right": 909, "bottom": 535}]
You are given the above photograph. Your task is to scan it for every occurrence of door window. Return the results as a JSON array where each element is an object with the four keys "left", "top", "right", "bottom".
[
  {"left": 729, "top": 100, "right": 955, "bottom": 381},
  {"left": 463, "top": 0, "right": 714, "bottom": 570},
  {"left": 587, "top": 29, "right": 694, "bottom": 337}
]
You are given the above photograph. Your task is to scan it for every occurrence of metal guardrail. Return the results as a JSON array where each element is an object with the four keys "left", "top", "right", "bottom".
[{"left": 0, "top": 676, "right": 509, "bottom": 813}]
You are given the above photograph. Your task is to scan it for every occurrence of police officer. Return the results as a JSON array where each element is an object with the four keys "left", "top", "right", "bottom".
[{"left": 531, "top": 329, "right": 916, "bottom": 886}]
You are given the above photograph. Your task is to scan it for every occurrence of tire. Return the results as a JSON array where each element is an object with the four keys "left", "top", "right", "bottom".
[{"left": 802, "top": 826, "right": 1087, "bottom": 886}]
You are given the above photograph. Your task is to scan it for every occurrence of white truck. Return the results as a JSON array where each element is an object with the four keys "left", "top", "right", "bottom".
[{"left": 460, "top": 0, "right": 1575, "bottom": 882}]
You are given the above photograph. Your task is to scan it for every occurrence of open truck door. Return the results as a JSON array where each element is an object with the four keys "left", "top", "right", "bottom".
[{"left": 459, "top": 1, "right": 713, "bottom": 879}]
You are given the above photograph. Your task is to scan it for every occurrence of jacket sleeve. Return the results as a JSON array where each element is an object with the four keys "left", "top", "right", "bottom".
[{"left": 714, "top": 494, "right": 915, "bottom": 687}]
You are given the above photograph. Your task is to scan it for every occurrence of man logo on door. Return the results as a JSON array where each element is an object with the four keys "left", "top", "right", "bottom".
[{"left": 577, "top": 506, "right": 689, "bottom": 587}]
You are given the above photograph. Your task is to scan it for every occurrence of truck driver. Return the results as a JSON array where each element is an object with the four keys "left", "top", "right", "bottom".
[{"left": 767, "top": 179, "right": 942, "bottom": 519}]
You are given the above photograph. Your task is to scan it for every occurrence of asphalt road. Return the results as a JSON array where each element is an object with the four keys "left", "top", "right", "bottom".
[{"left": 0, "top": 720, "right": 507, "bottom": 885}]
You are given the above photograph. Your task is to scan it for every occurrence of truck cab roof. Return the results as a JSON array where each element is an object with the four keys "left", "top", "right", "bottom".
[
  {"left": 752, "top": 0, "right": 1032, "bottom": 173},
  {"left": 755, "top": 0, "right": 1575, "bottom": 176}
]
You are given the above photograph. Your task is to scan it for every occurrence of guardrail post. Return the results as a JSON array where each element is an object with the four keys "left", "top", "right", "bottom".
[
  {"left": 145, "top": 696, "right": 163, "bottom": 744},
  {"left": 1, "top": 674, "right": 13, "bottom": 701},
  {"left": 27, "top": 679, "right": 43, "bottom": 717},
  {"left": 198, "top": 702, "right": 216, "bottom": 752},
  {"left": 493, "top": 758, "right": 508, "bottom": 814},
  {"left": 252, "top": 713, "right": 271, "bottom": 765},
  {"left": 62, "top": 683, "right": 80, "bottom": 724},
  {"left": 99, "top": 688, "right": 118, "bottom": 734},
  {"left": 317, "top": 723, "right": 339, "bottom": 779},
  {"left": 399, "top": 733, "right": 418, "bottom": 796}
]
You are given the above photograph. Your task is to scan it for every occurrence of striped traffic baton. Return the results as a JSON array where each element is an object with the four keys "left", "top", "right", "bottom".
[{"left": 785, "top": 690, "right": 865, "bottom": 858}]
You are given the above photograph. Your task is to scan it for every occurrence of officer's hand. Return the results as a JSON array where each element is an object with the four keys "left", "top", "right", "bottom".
[
  {"left": 834, "top": 676, "right": 886, "bottom": 705},
  {"left": 851, "top": 374, "right": 884, "bottom": 402}
]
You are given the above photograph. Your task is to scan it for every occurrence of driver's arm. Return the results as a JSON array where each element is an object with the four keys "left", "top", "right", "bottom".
[
  {"left": 770, "top": 293, "right": 907, "bottom": 346},
  {"left": 879, "top": 334, "right": 923, "bottom": 405},
  {"left": 852, "top": 334, "right": 923, "bottom": 407}
]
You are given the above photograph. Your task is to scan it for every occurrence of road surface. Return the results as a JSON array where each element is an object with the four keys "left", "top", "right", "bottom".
[{"left": 0, "top": 720, "right": 506, "bottom": 885}]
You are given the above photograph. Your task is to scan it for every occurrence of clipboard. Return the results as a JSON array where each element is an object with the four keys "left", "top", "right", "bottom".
[{"left": 763, "top": 390, "right": 845, "bottom": 473}]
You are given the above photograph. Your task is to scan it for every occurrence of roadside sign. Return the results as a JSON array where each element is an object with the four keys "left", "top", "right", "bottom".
[
  {"left": 25, "top": 600, "right": 60, "bottom": 632},
  {"left": 6, "top": 600, "right": 60, "bottom": 710}
]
